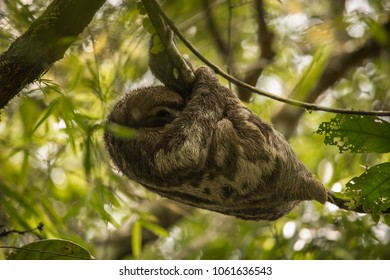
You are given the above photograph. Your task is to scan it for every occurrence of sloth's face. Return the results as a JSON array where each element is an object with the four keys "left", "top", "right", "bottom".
[{"left": 107, "top": 86, "right": 185, "bottom": 129}]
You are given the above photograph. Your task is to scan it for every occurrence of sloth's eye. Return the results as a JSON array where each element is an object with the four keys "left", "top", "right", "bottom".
[
  {"left": 155, "top": 109, "right": 172, "bottom": 118},
  {"left": 138, "top": 108, "right": 179, "bottom": 127}
]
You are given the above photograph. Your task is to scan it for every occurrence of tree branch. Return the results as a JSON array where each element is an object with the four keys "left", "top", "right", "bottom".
[
  {"left": 201, "top": 0, "right": 230, "bottom": 59},
  {"left": 0, "top": 222, "right": 44, "bottom": 238},
  {"left": 0, "top": 0, "right": 106, "bottom": 110},
  {"left": 155, "top": 4, "right": 390, "bottom": 117},
  {"left": 237, "top": 0, "right": 276, "bottom": 101},
  {"left": 141, "top": 0, "right": 194, "bottom": 87}
]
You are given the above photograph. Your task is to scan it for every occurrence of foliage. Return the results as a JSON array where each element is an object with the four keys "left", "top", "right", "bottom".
[
  {"left": 317, "top": 115, "right": 390, "bottom": 216},
  {"left": 346, "top": 163, "right": 390, "bottom": 215},
  {"left": 0, "top": 0, "right": 390, "bottom": 260},
  {"left": 316, "top": 115, "right": 390, "bottom": 153},
  {"left": 7, "top": 239, "right": 93, "bottom": 260}
]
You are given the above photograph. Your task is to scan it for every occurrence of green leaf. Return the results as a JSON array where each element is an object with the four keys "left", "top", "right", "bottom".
[
  {"left": 149, "top": 34, "right": 164, "bottom": 54},
  {"left": 371, "top": 213, "right": 380, "bottom": 224},
  {"left": 141, "top": 220, "right": 169, "bottom": 238},
  {"left": 363, "top": 17, "right": 390, "bottom": 46},
  {"left": 20, "top": 98, "right": 41, "bottom": 138},
  {"left": 106, "top": 123, "right": 136, "bottom": 139},
  {"left": 173, "top": 67, "right": 179, "bottom": 79},
  {"left": 142, "top": 17, "right": 155, "bottom": 34},
  {"left": 58, "top": 95, "right": 78, "bottom": 152},
  {"left": 150, "top": 43, "right": 165, "bottom": 54},
  {"left": 131, "top": 220, "right": 142, "bottom": 258},
  {"left": 7, "top": 239, "right": 93, "bottom": 260},
  {"left": 32, "top": 98, "right": 60, "bottom": 133},
  {"left": 290, "top": 44, "right": 333, "bottom": 100},
  {"left": 383, "top": 215, "right": 390, "bottom": 226},
  {"left": 136, "top": 1, "right": 147, "bottom": 15},
  {"left": 82, "top": 132, "right": 93, "bottom": 178},
  {"left": 316, "top": 114, "right": 390, "bottom": 153},
  {"left": 346, "top": 162, "right": 390, "bottom": 214}
]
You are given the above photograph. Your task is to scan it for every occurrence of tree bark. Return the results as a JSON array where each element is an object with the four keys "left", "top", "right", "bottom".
[{"left": 0, "top": 0, "right": 106, "bottom": 110}]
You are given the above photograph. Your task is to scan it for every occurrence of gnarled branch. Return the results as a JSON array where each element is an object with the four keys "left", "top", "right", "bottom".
[{"left": 0, "top": 0, "right": 106, "bottom": 110}]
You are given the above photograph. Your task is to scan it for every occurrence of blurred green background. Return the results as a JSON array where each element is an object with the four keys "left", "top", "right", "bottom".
[{"left": 0, "top": 0, "right": 389, "bottom": 259}]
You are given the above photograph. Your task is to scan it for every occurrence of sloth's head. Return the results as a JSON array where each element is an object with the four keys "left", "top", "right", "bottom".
[{"left": 107, "top": 86, "right": 185, "bottom": 128}]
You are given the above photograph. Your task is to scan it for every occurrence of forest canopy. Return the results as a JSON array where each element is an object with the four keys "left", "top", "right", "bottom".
[{"left": 0, "top": 0, "right": 390, "bottom": 260}]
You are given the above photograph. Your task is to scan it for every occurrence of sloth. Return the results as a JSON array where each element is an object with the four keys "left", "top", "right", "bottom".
[{"left": 104, "top": 66, "right": 327, "bottom": 221}]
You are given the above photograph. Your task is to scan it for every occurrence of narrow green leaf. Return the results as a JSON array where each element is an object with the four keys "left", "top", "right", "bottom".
[
  {"left": 142, "top": 17, "right": 155, "bottom": 34},
  {"left": 383, "top": 215, "right": 390, "bottom": 226},
  {"left": 106, "top": 123, "right": 136, "bottom": 139},
  {"left": 141, "top": 220, "right": 169, "bottom": 238},
  {"left": 371, "top": 214, "right": 380, "bottom": 224},
  {"left": 346, "top": 162, "right": 390, "bottom": 214},
  {"left": 149, "top": 34, "right": 164, "bottom": 54},
  {"left": 0, "top": 183, "right": 40, "bottom": 218},
  {"left": 150, "top": 43, "right": 165, "bottom": 54},
  {"left": 363, "top": 17, "right": 390, "bottom": 45},
  {"left": 131, "top": 220, "right": 142, "bottom": 258},
  {"left": 20, "top": 98, "right": 41, "bottom": 138},
  {"left": 20, "top": 149, "right": 29, "bottom": 185},
  {"left": 173, "top": 68, "right": 179, "bottom": 79},
  {"left": 316, "top": 114, "right": 390, "bottom": 153},
  {"left": 83, "top": 132, "right": 92, "bottom": 178},
  {"left": 58, "top": 95, "right": 78, "bottom": 152},
  {"left": 32, "top": 99, "right": 60, "bottom": 133},
  {"left": 291, "top": 44, "right": 333, "bottom": 99}
]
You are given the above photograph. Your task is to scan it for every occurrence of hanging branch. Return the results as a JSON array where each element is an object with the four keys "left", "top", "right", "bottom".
[
  {"left": 152, "top": 1, "right": 390, "bottom": 117},
  {"left": 141, "top": 0, "right": 194, "bottom": 87}
]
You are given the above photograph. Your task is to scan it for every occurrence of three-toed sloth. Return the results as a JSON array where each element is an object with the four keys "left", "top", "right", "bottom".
[{"left": 104, "top": 66, "right": 327, "bottom": 221}]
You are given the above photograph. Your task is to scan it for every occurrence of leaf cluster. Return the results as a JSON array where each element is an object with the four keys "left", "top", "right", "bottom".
[{"left": 317, "top": 115, "right": 390, "bottom": 219}]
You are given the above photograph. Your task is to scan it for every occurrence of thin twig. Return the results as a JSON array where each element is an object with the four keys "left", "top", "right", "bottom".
[
  {"left": 154, "top": 3, "right": 390, "bottom": 117},
  {"left": 0, "top": 222, "right": 44, "bottom": 238}
]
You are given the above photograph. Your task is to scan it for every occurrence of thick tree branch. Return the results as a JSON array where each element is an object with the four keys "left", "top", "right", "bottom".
[
  {"left": 141, "top": 0, "right": 194, "bottom": 87},
  {"left": 0, "top": 0, "right": 106, "bottom": 110}
]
